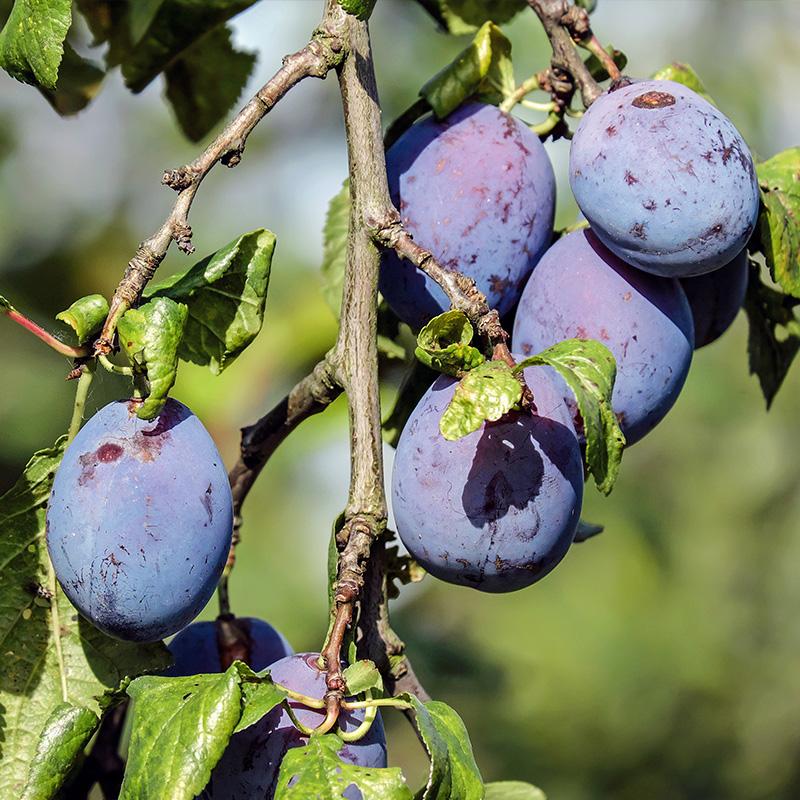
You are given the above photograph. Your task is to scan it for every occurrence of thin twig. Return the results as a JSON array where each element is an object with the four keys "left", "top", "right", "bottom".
[{"left": 94, "top": 10, "right": 349, "bottom": 355}]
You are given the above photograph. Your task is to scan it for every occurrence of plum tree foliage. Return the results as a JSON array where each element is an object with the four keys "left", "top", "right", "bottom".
[{"left": 0, "top": 1, "right": 798, "bottom": 799}]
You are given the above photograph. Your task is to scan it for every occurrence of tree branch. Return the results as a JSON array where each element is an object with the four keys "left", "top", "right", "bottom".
[
  {"left": 94, "top": 9, "right": 349, "bottom": 354},
  {"left": 526, "top": 0, "right": 605, "bottom": 108}
]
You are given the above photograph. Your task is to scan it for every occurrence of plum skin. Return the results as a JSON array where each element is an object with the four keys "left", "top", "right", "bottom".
[
  {"left": 392, "top": 366, "right": 584, "bottom": 593},
  {"left": 680, "top": 248, "right": 748, "bottom": 348},
  {"left": 570, "top": 79, "right": 759, "bottom": 277},
  {"left": 46, "top": 398, "right": 233, "bottom": 642},
  {"left": 167, "top": 618, "right": 293, "bottom": 676},
  {"left": 201, "top": 652, "right": 387, "bottom": 800},
  {"left": 512, "top": 230, "right": 694, "bottom": 445},
  {"left": 380, "top": 101, "right": 556, "bottom": 330}
]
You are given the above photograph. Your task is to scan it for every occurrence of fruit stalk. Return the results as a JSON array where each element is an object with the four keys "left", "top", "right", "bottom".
[{"left": 94, "top": 4, "right": 350, "bottom": 354}]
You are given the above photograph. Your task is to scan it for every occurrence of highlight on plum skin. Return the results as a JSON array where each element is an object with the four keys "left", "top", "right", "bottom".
[
  {"left": 166, "top": 618, "right": 293, "bottom": 676},
  {"left": 201, "top": 652, "right": 387, "bottom": 800},
  {"left": 680, "top": 248, "right": 749, "bottom": 349},
  {"left": 391, "top": 366, "right": 584, "bottom": 593},
  {"left": 46, "top": 398, "right": 233, "bottom": 643},
  {"left": 380, "top": 101, "right": 556, "bottom": 331},
  {"left": 569, "top": 79, "right": 759, "bottom": 278},
  {"left": 512, "top": 229, "right": 695, "bottom": 446}
]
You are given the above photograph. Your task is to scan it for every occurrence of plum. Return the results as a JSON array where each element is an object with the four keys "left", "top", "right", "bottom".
[
  {"left": 380, "top": 101, "right": 556, "bottom": 330},
  {"left": 46, "top": 398, "right": 233, "bottom": 642},
  {"left": 569, "top": 79, "right": 759, "bottom": 277},
  {"left": 167, "top": 618, "right": 293, "bottom": 676},
  {"left": 512, "top": 230, "right": 694, "bottom": 445},
  {"left": 201, "top": 652, "right": 387, "bottom": 799},
  {"left": 391, "top": 366, "right": 584, "bottom": 592},
  {"left": 680, "top": 248, "right": 748, "bottom": 348}
]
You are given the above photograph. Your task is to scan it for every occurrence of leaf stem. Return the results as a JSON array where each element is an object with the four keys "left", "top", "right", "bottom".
[
  {"left": 68, "top": 362, "right": 96, "bottom": 442},
  {"left": 97, "top": 353, "right": 134, "bottom": 376},
  {"left": 4, "top": 307, "right": 89, "bottom": 358}
]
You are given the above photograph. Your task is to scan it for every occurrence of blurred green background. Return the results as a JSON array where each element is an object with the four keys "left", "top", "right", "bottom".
[{"left": 2, "top": 1, "right": 800, "bottom": 798}]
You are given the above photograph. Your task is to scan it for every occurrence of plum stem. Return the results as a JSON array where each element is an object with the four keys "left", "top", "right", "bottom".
[
  {"left": 94, "top": 4, "right": 351, "bottom": 355},
  {"left": 337, "top": 700, "right": 378, "bottom": 742},
  {"left": 283, "top": 701, "right": 317, "bottom": 737},
  {"left": 97, "top": 353, "right": 133, "bottom": 376},
  {"left": 68, "top": 362, "right": 96, "bottom": 442}
]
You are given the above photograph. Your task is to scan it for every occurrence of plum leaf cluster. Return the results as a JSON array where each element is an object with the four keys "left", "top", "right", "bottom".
[
  {"left": 415, "top": 310, "right": 486, "bottom": 377},
  {"left": 55, "top": 294, "right": 110, "bottom": 344}
]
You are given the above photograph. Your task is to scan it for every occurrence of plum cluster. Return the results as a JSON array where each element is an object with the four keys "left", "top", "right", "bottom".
[{"left": 384, "top": 87, "right": 756, "bottom": 594}]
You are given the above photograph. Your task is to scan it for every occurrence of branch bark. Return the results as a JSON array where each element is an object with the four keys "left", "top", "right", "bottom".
[
  {"left": 95, "top": 9, "right": 349, "bottom": 354},
  {"left": 526, "top": 0, "right": 605, "bottom": 107}
]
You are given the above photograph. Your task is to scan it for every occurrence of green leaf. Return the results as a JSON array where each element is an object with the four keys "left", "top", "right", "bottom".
[
  {"left": 652, "top": 62, "right": 714, "bottom": 104},
  {"left": 574, "top": 518, "right": 604, "bottom": 543},
  {"left": 0, "top": 440, "right": 170, "bottom": 798},
  {"left": 164, "top": 24, "right": 256, "bottom": 142},
  {"left": 55, "top": 294, "right": 109, "bottom": 344},
  {"left": 755, "top": 147, "right": 800, "bottom": 298},
  {"left": 321, "top": 181, "right": 350, "bottom": 318},
  {"left": 118, "top": 296, "right": 188, "bottom": 419},
  {"left": 21, "top": 704, "right": 100, "bottom": 800},
  {"left": 416, "top": 0, "right": 526, "bottom": 35},
  {"left": 485, "top": 782, "right": 546, "bottom": 800},
  {"left": 129, "top": 0, "right": 165, "bottom": 43},
  {"left": 120, "top": 668, "right": 243, "bottom": 800},
  {"left": 515, "top": 338, "right": 625, "bottom": 495},
  {"left": 743, "top": 265, "right": 800, "bottom": 407},
  {"left": 584, "top": 45, "right": 627, "bottom": 83},
  {"left": 147, "top": 229, "right": 275, "bottom": 374},
  {"left": 119, "top": 0, "right": 259, "bottom": 93},
  {"left": 406, "top": 696, "right": 484, "bottom": 800},
  {"left": 574, "top": 0, "right": 596, "bottom": 12},
  {"left": 233, "top": 662, "right": 287, "bottom": 734},
  {"left": 0, "top": 0, "right": 71, "bottom": 88},
  {"left": 338, "top": 0, "right": 377, "bottom": 21},
  {"left": 415, "top": 310, "right": 485, "bottom": 377},
  {"left": 38, "top": 43, "right": 104, "bottom": 115},
  {"left": 420, "top": 22, "right": 514, "bottom": 118},
  {"left": 343, "top": 660, "right": 383, "bottom": 695},
  {"left": 440, "top": 360, "right": 521, "bottom": 440},
  {"left": 273, "top": 735, "right": 413, "bottom": 799}
]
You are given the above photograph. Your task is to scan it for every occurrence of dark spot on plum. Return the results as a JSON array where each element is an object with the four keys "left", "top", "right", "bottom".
[
  {"left": 643, "top": 199, "right": 657, "bottom": 211},
  {"left": 701, "top": 150, "right": 714, "bottom": 163},
  {"left": 632, "top": 91, "right": 676, "bottom": 109},
  {"left": 97, "top": 443, "right": 123, "bottom": 463},
  {"left": 201, "top": 484, "right": 214, "bottom": 523},
  {"left": 605, "top": 124, "right": 617, "bottom": 137},
  {"left": 624, "top": 171, "right": 639, "bottom": 185},
  {"left": 489, "top": 274, "right": 512, "bottom": 295},
  {"left": 630, "top": 222, "right": 647, "bottom": 240}
]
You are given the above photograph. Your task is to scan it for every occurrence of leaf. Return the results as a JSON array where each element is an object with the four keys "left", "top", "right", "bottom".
[
  {"left": 164, "top": 24, "right": 256, "bottom": 142},
  {"left": 273, "top": 735, "right": 413, "bottom": 799},
  {"left": 118, "top": 296, "right": 188, "bottom": 419},
  {"left": 440, "top": 360, "right": 521, "bottom": 440},
  {"left": 233, "top": 662, "right": 287, "bottom": 734},
  {"left": 755, "top": 147, "right": 800, "bottom": 298},
  {"left": 420, "top": 21, "right": 514, "bottom": 118},
  {"left": 516, "top": 338, "right": 625, "bottom": 495},
  {"left": 55, "top": 294, "right": 109, "bottom": 344},
  {"left": 343, "top": 660, "right": 383, "bottom": 695},
  {"left": 119, "top": 0, "right": 259, "bottom": 93},
  {"left": 38, "top": 43, "right": 104, "bottom": 115},
  {"left": 415, "top": 310, "right": 485, "bottom": 377},
  {"left": 0, "top": 0, "right": 71, "bottom": 88},
  {"left": 574, "top": 518, "right": 604, "bottom": 543},
  {"left": 652, "top": 62, "right": 714, "bottom": 104},
  {"left": 584, "top": 45, "right": 627, "bottom": 83},
  {"left": 147, "top": 229, "right": 275, "bottom": 374},
  {"left": 574, "top": 0, "right": 596, "bottom": 12},
  {"left": 0, "top": 440, "right": 170, "bottom": 798},
  {"left": 485, "top": 782, "right": 546, "bottom": 800},
  {"left": 21, "top": 704, "right": 99, "bottom": 800},
  {"left": 406, "top": 696, "right": 484, "bottom": 800},
  {"left": 129, "top": 0, "right": 165, "bottom": 43},
  {"left": 338, "top": 0, "right": 377, "bottom": 21},
  {"left": 120, "top": 668, "right": 243, "bottom": 800},
  {"left": 743, "top": 265, "right": 800, "bottom": 407},
  {"left": 415, "top": 0, "right": 526, "bottom": 35},
  {"left": 321, "top": 181, "right": 350, "bottom": 318}
]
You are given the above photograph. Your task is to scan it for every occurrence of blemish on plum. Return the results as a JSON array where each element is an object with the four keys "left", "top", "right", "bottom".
[
  {"left": 201, "top": 484, "right": 214, "bottom": 523},
  {"left": 624, "top": 171, "right": 639, "bottom": 185},
  {"left": 632, "top": 91, "right": 676, "bottom": 109},
  {"left": 630, "top": 222, "right": 648, "bottom": 240}
]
